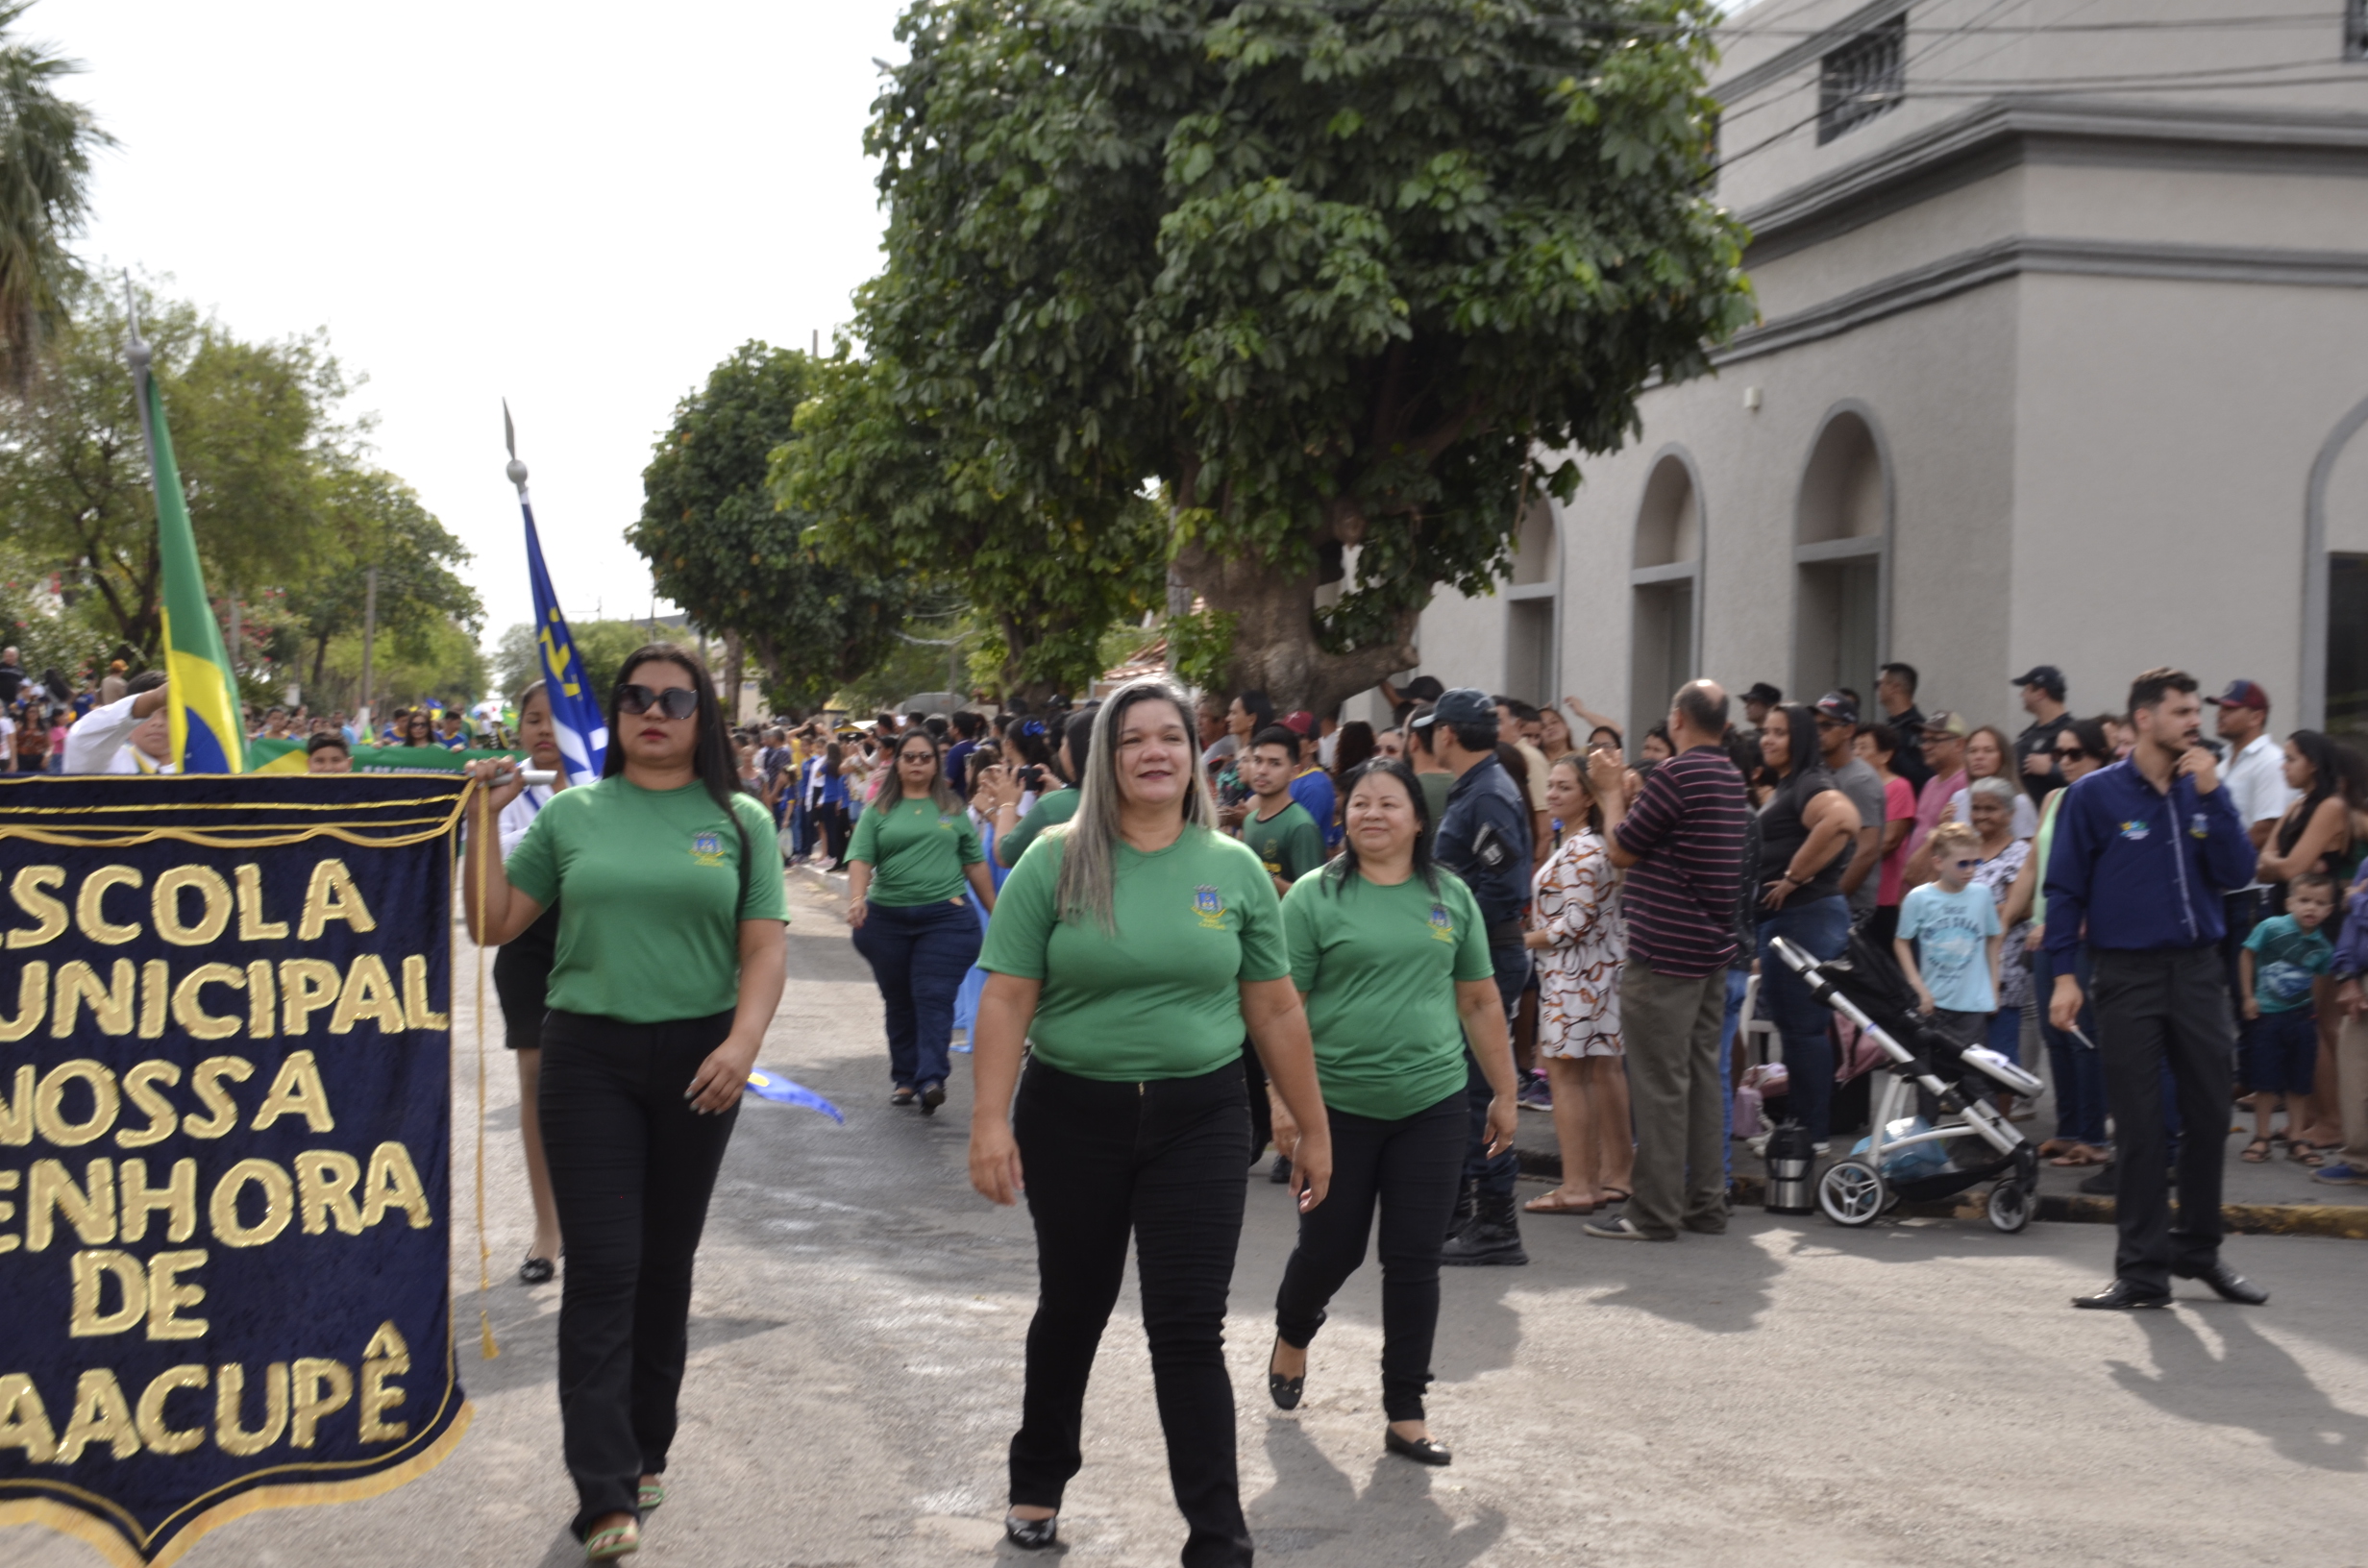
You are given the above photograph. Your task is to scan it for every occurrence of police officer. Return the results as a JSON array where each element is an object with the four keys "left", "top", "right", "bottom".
[{"left": 1412, "top": 689, "right": 1532, "bottom": 1265}]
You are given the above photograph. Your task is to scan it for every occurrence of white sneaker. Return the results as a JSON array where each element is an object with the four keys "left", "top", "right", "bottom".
[{"left": 1813, "top": 1141, "right": 1832, "bottom": 1156}]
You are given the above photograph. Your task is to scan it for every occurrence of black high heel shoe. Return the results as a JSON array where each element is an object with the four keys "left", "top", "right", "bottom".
[
  {"left": 1004, "top": 1511, "right": 1058, "bottom": 1550},
  {"left": 1267, "top": 1339, "right": 1303, "bottom": 1411},
  {"left": 1385, "top": 1427, "right": 1452, "bottom": 1466}
]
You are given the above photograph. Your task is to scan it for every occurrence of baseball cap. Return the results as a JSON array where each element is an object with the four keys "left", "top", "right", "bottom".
[
  {"left": 1923, "top": 710, "right": 1970, "bottom": 739},
  {"left": 1743, "top": 681, "right": 1783, "bottom": 706},
  {"left": 1407, "top": 687, "right": 1498, "bottom": 735},
  {"left": 1813, "top": 691, "right": 1860, "bottom": 725},
  {"left": 2207, "top": 679, "right": 2270, "bottom": 711},
  {"left": 1282, "top": 710, "right": 1317, "bottom": 737},
  {"left": 2010, "top": 665, "right": 2066, "bottom": 698}
]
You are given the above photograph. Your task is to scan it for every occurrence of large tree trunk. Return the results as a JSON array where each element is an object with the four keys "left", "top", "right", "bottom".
[
  {"left": 1173, "top": 538, "right": 1418, "bottom": 716},
  {"left": 722, "top": 629, "right": 745, "bottom": 723}
]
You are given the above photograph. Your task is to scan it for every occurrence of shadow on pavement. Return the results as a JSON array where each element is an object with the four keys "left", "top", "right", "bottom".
[
  {"left": 2111, "top": 1310, "right": 2368, "bottom": 1472},
  {"left": 1246, "top": 1417, "right": 1505, "bottom": 1563}
]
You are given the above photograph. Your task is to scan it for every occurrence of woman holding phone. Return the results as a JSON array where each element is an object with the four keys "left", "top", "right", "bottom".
[
  {"left": 971, "top": 678, "right": 1330, "bottom": 1564},
  {"left": 464, "top": 645, "right": 789, "bottom": 1563},
  {"left": 847, "top": 726, "right": 997, "bottom": 1112},
  {"left": 1270, "top": 757, "right": 1516, "bottom": 1467}
]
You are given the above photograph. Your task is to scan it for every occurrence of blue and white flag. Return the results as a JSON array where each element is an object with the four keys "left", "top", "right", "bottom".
[{"left": 506, "top": 404, "right": 608, "bottom": 785}]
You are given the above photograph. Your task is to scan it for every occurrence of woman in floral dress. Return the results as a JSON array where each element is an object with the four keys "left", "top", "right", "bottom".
[{"left": 1522, "top": 752, "right": 1634, "bottom": 1213}]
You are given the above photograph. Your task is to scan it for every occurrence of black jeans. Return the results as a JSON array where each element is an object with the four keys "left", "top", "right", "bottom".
[
  {"left": 1010, "top": 1058, "right": 1251, "bottom": 1568},
  {"left": 1463, "top": 941, "right": 1529, "bottom": 1197},
  {"left": 1274, "top": 1091, "right": 1466, "bottom": 1422},
  {"left": 539, "top": 1008, "right": 741, "bottom": 1536},
  {"left": 2090, "top": 946, "right": 2230, "bottom": 1292}
]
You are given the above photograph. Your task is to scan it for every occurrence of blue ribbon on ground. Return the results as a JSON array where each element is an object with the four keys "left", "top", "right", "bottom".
[{"left": 742, "top": 1070, "right": 845, "bottom": 1123}]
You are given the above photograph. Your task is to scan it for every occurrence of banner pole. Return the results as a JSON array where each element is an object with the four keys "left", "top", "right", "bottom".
[{"left": 461, "top": 781, "right": 500, "bottom": 1360}]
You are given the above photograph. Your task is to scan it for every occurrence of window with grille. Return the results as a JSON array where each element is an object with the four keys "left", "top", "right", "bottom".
[{"left": 1818, "top": 15, "right": 1906, "bottom": 144}]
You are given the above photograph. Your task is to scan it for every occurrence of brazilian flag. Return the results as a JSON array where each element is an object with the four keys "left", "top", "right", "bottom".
[{"left": 130, "top": 330, "right": 245, "bottom": 772}]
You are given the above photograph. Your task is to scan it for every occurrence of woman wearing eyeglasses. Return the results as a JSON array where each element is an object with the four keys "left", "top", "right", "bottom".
[
  {"left": 848, "top": 727, "right": 997, "bottom": 1112},
  {"left": 464, "top": 645, "right": 789, "bottom": 1563},
  {"left": 2003, "top": 717, "right": 2112, "bottom": 1164},
  {"left": 971, "top": 678, "right": 1330, "bottom": 1563}
]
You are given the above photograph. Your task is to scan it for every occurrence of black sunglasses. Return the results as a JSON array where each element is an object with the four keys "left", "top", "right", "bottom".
[
  {"left": 2054, "top": 746, "right": 2088, "bottom": 761},
  {"left": 618, "top": 684, "right": 700, "bottom": 721}
]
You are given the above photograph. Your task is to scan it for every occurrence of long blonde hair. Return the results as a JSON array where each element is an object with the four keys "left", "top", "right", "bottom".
[{"left": 1053, "top": 678, "right": 1218, "bottom": 932}]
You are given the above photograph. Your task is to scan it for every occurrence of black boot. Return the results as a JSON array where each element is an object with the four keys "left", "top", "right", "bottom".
[
  {"left": 1441, "top": 1187, "right": 1528, "bottom": 1266},
  {"left": 1443, "top": 1177, "right": 1479, "bottom": 1244}
]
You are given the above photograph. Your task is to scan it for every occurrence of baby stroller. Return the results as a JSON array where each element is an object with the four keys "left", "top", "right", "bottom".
[{"left": 1767, "top": 930, "right": 2045, "bottom": 1233}]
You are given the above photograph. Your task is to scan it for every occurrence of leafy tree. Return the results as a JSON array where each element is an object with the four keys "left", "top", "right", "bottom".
[
  {"left": 280, "top": 466, "right": 481, "bottom": 698},
  {"left": 629, "top": 342, "right": 908, "bottom": 714},
  {"left": 0, "top": 275, "right": 360, "bottom": 657},
  {"left": 0, "top": 2, "right": 112, "bottom": 390},
  {"left": 491, "top": 617, "right": 677, "bottom": 706},
  {"left": 314, "top": 616, "right": 485, "bottom": 715},
  {"left": 852, "top": 0, "right": 1753, "bottom": 711},
  {"left": 782, "top": 351, "right": 1165, "bottom": 703}
]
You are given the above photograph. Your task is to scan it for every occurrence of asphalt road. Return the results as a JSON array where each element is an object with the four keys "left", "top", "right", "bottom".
[{"left": 15, "top": 876, "right": 2368, "bottom": 1568}]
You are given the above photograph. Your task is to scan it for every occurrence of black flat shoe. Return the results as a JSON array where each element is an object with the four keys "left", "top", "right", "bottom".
[
  {"left": 890, "top": 1089, "right": 916, "bottom": 1107},
  {"left": 1004, "top": 1511, "right": 1058, "bottom": 1550},
  {"left": 1269, "top": 1155, "right": 1293, "bottom": 1185},
  {"left": 2072, "top": 1278, "right": 2171, "bottom": 1311},
  {"left": 920, "top": 1081, "right": 946, "bottom": 1115},
  {"left": 519, "top": 1254, "right": 555, "bottom": 1286},
  {"left": 1267, "top": 1339, "right": 1303, "bottom": 1411},
  {"left": 1385, "top": 1428, "right": 1451, "bottom": 1466},
  {"left": 2176, "top": 1261, "right": 2268, "bottom": 1305}
]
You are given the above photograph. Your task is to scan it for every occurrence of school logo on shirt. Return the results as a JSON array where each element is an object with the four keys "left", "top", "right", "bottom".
[
  {"left": 1193, "top": 885, "right": 1228, "bottom": 929},
  {"left": 2118, "top": 819, "right": 2151, "bottom": 842},
  {"left": 690, "top": 828, "right": 728, "bottom": 867},
  {"left": 1427, "top": 903, "right": 1456, "bottom": 943},
  {"left": 2189, "top": 812, "right": 2210, "bottom": 840}
]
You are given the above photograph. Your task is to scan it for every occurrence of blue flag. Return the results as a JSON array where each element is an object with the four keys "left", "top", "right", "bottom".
[
  {"left": 743, "top": 1068, "right": 847, "bottom": 1122},
  {"left": 506, "top": 405, "right": 607, "bottom": 785}
]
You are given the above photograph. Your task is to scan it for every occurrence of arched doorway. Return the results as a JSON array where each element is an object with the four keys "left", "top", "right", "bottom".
[
  {"left": 1504, "top": 497, "right": 1559, "bottom": 704},
  {"left": 2305, "top": 393, "right": 2368, "bottom": 746},
  {"left": 1793, "top": 402, "right": 1891, "bottom": 703},
  {"left": 1630, "top": 448, "right": 1704, "bottom": 749}
]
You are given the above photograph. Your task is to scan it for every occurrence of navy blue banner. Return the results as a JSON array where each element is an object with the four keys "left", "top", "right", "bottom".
[{"left": 0, "top": 774, "right": 471, "bottom": 1566}]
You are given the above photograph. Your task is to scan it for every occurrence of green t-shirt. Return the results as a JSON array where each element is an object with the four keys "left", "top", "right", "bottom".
[
  {"left": 1283, "top": 867, "right": 1492, "bottom": 1121},
  {"left": 979, "top": 824, "right": 1289, "bottom": 1080},
  {"left": 997, "top": 787, "right": 1079, "bottom": 867},
  {"left": 1242, "top": 799, "right": 1326, "bottom": 888},
  {"left": 506, "top": 777, "right": 790, "bottom": 1023},
  {"left": 1418, "top": 771, "right": 1454, "bottom": 853},
  {"left": 849, "top": 794, "right": 985, "bottom": 906}
]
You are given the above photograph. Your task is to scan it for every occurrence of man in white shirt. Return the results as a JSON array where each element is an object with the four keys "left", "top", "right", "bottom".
[
  {"left": 62, "top": 673, "right": 176, "bottom": 774},
  {"left": 2211, "top": 678, "right": 2296, "bottom": 1028}
]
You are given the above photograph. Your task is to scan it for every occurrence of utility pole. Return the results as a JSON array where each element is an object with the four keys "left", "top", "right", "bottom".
[{"left": 358, "top": 566, "right": 378, "bottom": 728}]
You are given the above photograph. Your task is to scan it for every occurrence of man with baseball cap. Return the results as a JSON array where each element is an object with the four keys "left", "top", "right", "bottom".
[
  {"left": 1740, "top": 682, "right": 1782, "bottom": 738},
  {"left": 1906, "top": 710, "right": 1970, "bottom": 866},
  {"left": 1415, "top": 689, "right": 1532, "bottom": 1265},
  {"left": 1813, "top": 692, "right": 1886, "bottom": 921},
  {"left": 2209, "top": 679, "right": 2297, "bottom": 1030},
  {"left": 2012, "top": 665, "right": 2073, "bottom": 802}
]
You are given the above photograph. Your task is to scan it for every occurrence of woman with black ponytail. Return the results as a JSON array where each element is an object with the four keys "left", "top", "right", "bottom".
[
  {"left": 463, "top": 643, "right": 789, "bottom": 1562},
  {"left": 1266, "top": 757, "right": 1517, "bottom": 1468}
]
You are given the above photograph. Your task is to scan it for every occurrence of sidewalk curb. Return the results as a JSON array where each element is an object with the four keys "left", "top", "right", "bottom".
[{"left": 1514, "top": 1148, "right": 2368, "bottom": 1238}]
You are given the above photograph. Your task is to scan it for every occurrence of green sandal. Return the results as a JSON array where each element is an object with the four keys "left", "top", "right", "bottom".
[
  {"left": 584, "top": 1520, "right": 638, "bottom": 1561},
  {"left": 637, "top": 1480, "right": 667, "bottom": 1512}
]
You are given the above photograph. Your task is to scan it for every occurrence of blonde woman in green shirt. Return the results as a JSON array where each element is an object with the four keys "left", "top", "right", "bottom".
[
  {"left": 972, "top": 678, "right": 1330, "bottom": 1563},
  {"left": 463, "top": 645, "right": 788, "bottom": 1562},
  {"left": 848, "top": 727, "right": 996, "bottom": 1114},
  {"left": 1269, "top": 757, "right": 1517, "bottom": 1468}
]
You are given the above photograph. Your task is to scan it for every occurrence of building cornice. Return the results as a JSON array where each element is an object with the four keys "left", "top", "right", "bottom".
[
  {"left": 1739, "top": 96, "right": 2368, "bottom": 267},
  {"left": 1714, "top": 233, "right": 2368, "bottom": 367}
]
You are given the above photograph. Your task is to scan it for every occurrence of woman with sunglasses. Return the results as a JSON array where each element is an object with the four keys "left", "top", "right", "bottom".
[
  {"left": 848, "top": 727, "right": 997, "bottom": 1112},
  {"left": 464, "top": 645, "right": 789, "bottom": 1563},
  {"left": 2003, "top": 717, "right": 2112, "bottom": 1164},
  {"left": 1268, "top": 758, "right": 1515, "bottom": 1468},
  {"left": 971, "top": 678, "right": 1329, "bottom": 1563}
]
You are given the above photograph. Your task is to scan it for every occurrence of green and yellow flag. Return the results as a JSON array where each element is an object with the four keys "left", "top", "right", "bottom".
[{"left": 129, "top": 323, "right": 244, "bottom": 772}]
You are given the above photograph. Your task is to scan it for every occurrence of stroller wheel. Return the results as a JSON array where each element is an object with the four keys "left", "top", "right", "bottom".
[
  {"left": 1986, "top": 1180, "right": 2032, "bottom": 1234},
  {"left": 1818, "top": 1160, "right": 1887, "bottom": 1227}
]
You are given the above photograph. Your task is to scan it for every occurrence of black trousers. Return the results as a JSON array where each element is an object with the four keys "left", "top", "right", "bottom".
[
  {"left": 1463, "top": 941, "right": 1529, "bottom": 1196},
  {"left": 1241, "top": 1039, "right": 1271, "bottom": 1164},
  {"left": 2090, "top": 946, "right": 2229, "bottom": 1292},
  {"left": 1274, "top": 1091, "right": 1466, "bottom": 1422},
  {"left": 539, "top": 1008, "right": 741, "bottom": 1536},
  {"left": 1010, "top": 1058, "right": 1251, "bottom": 1568}
]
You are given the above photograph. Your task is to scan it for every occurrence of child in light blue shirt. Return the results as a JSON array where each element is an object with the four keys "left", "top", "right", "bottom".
[{"left": 1895, "top": 821, "right": 2002, "bottom": 1039}]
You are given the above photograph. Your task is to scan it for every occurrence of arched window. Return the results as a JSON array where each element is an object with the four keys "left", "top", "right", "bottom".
[
  {"left": 1631, "top": 449, "right": 1704, "bottom": 748},
  {"left": 1793, "top": 403, "right": 1891, "bottom": 702},
  {"left": 2305, "top": 393, "right": 2368, "bottom": 747},
  {"left": 1503, "top": 497, "right": 1559, "bottom": 703}
]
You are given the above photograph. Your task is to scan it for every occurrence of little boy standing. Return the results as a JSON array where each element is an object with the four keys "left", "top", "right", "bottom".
[
  {"left": 2239, "top": 871, "right": 2336, "bottom": 1161},
  {"left": 1894, "top": 820, "right": 2003, "bottom": 1046}
]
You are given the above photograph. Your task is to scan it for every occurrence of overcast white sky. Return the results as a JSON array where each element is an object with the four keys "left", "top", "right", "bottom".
[{"left": 44, "top": 0, "right": 908, "bottom": 662}]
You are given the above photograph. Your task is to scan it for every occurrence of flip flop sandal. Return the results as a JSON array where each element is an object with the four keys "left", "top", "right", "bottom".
[
  {"left": 584, "top": 1523, "right": 638, "bottom": 1561},
  {"left": 1597, "top": 1188, "right": 1632, "bottom": 1205},
  {"left": 1522, "top": 1190, "right": 1598, "bottom": 1214},
  {"left": 637, "top": 1480, "right": 666, "bottom": 1512},
  {"left": 2239, "top": 1138, "right": 2274, "bottom": 1164},
  {"left": 2291, "top": 1143, "right": 2327, "bottom": 1166}
]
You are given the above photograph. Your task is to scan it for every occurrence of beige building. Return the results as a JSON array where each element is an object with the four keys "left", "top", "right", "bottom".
[{"left": 1407, "top": 0, "right": 2368, "bottom": 748}]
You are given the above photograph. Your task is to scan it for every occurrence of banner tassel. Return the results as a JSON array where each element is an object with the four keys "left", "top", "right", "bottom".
[{"left": 463, "top": 779, "right": 500, "bottom": 1360}]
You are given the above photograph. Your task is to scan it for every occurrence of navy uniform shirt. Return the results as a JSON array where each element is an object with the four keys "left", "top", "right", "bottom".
[
  {"left": 1435, "top": 752, "right": 1533, "bottom": 932},
  {"left": 2042, "top": 757, "right": 2255, "bottom": 959}
]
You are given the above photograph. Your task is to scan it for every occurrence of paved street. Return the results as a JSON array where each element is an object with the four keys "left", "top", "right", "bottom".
[{"left": 17, "top": 876, "right": 2368, "bottom": 1568}]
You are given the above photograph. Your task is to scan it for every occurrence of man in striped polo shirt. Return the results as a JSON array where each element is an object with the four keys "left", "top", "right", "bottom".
[{"left": 1584, "top": 680, "right": 1749, "bottom": 1240}]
